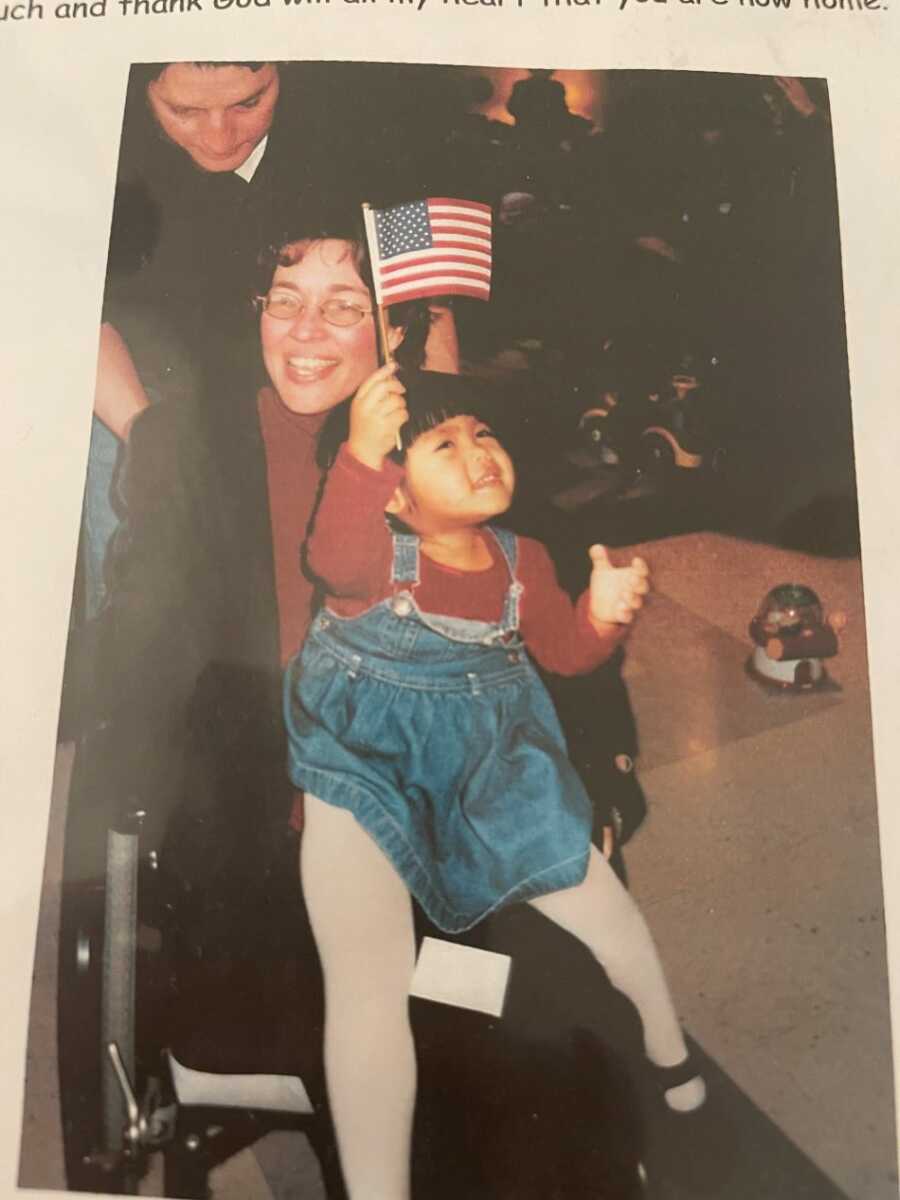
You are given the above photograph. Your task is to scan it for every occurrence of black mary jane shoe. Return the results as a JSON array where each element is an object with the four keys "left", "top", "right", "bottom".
[
  {"left": 649, "top": 1053, "right": 706, "bottom": 1111},
  {"left": 644, "top": 1056, "right": 739, "bottom": 1195}
]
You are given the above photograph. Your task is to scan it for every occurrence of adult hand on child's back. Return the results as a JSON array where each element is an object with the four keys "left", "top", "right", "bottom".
[
  {"left": 347, "top": 362, "right": 408, "bottom": 470},
  {"left": 773, "top": 76, "right": 818, "bottom": 119},
  {"left": 587, "top": 546, "right": 650, "bottom": 627},
  {"left": 601, "top": 824, "right": 614, "bottom": 860}
]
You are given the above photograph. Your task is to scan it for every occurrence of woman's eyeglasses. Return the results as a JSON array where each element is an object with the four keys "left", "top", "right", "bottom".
[{"left": 256, "top": 290, "right": 372, "bottom": 328}]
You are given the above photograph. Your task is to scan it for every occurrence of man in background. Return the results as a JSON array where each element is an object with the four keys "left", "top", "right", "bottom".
[{"left": 86, "top": 60, "right": 459, "bottom": 616}]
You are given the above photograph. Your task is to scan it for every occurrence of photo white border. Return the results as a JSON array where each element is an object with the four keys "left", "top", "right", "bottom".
[{"left": 2, "top": 17, "right": 899, "bottom": 1198}]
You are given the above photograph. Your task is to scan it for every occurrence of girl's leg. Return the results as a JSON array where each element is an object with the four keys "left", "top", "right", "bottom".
[
  {"left": 528, "top": 846, "right": 705, "bottom": 1111},
  {"left": 301, "top": 794, "right": 418, "bottom": 1199}
]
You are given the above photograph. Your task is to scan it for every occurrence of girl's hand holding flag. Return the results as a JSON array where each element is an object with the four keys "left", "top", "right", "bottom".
[{"left": 347, "top": 362, "right": 408, "bottom": 471}]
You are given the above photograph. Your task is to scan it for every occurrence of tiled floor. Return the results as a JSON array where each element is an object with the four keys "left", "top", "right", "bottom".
[
  {"left": 621, "top": 534, "right": 895, "bottom": 1200},
  {"left": 17, "top": 533, "right": 897, "bottom": 1200}
]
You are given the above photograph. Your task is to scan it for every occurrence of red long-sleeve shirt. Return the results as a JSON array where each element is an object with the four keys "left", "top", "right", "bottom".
[
  {"left": 306, "top": 445, "right": 624, "bottom": 677},
  {"left": 258, "top": 387, "right": 328, "bottom": 667}
]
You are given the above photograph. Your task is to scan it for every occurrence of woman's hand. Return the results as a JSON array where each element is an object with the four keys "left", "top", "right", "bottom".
[
  {"left": 94, "top": 323, "right": 151, "bottom": 441},
  {"left": 635, "top": 235, "right": 681, "bottom": 263},
  {"left": 773, "top": 76, "right": 817, "bottom": 119},
  {"left": 347, "top": 363, "right": 408, "bottom": 471},
  {"left": 587, "top": 546, "right": 650, "bottom": 628}
]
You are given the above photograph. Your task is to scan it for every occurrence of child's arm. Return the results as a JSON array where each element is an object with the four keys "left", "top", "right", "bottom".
[
  {"left": 305, "top": 365, "right": 407, "bottom": 597},
  {"left": 518, "top": 539, "right": 650, "bottom": 675}
]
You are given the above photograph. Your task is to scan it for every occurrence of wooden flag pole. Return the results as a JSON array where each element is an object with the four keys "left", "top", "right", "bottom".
[{"left": 375, "top": 303, "right": 395, "bottom": 368}]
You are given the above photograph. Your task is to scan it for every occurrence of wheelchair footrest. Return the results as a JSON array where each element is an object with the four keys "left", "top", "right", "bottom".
[{"left": 167, "top": 1050, "right": 314, "bottom": 1115}]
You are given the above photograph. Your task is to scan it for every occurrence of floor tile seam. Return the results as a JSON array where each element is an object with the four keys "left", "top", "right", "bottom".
[
  {"left": 673, "top": 1021, "right": 874, "bottom": 1187},
  {"left": 636, "top": 699, "right": 863, "bottom": 779},
  {"left": 642, "top": 589, "right": 748, "bottom": 643}
]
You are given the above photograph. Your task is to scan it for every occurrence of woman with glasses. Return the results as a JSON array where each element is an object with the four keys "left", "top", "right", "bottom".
[
  {"left": 71, "top": 209, "right": 649, "bottom": 1198},
  {"left": 94, "top": 211, "right": 430, "bottom": 871},
  {"left": 62, "top": 211, "right": 430, "bottom": 1196},
  {"left": 249, "top": 232, "right": 430, "bottom": 672}
]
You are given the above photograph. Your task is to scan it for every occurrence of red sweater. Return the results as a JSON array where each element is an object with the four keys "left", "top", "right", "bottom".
[
  {"left": 257, "top": 387, "right": 328, "bottom": 667},
  {"left": 257, "top": 387, "right": 329, "bottom": 833},
  {"left": 307, "top": 444, "right": 624, "bottom": 677}
]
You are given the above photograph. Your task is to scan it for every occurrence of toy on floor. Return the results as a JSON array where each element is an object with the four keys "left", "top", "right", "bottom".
[{"left": 748, "top": 583, "right": 846, "bottom": 689}]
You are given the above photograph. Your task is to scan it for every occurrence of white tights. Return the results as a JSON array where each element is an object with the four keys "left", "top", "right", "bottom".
[{"left": 301, "top": 794, "right": 694, "bottom": 1200}]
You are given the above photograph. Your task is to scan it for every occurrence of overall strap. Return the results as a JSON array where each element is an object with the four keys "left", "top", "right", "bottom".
[
  {"left": 488, "top": 525, "right": 518, "bottom": 573},
  {"left": 391, "top": 530, "right": 420, "bottom": 585},
  {"left": 487, "top": 526, "right": 524, "bottom": 634}
]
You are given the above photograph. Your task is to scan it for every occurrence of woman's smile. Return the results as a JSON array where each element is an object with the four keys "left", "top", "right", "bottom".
[{"left": 285, "top": 355, "right": 341, "bottom": 382}]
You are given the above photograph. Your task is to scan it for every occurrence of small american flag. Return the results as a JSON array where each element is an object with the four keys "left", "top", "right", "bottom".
[{"left": 363, "top": 198, "right": 492, "bottom": 306}]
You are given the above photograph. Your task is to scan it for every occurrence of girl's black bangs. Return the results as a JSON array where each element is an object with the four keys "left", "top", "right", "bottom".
[
  {"left": 390, "top": 371, "right": 495, "bottom": 461},
  {"left": 317, "top": 370, "right": 498, "bottom": 470}
]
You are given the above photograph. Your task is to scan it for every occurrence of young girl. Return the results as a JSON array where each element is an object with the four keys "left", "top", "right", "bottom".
[{"left": 285, "top": 367, "right": 705, "bottom": 1200}]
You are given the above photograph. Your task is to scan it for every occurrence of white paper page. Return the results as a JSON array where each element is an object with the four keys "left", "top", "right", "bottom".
[{"left": 2, "top": 9, "right": 899, "bottom": 1200}]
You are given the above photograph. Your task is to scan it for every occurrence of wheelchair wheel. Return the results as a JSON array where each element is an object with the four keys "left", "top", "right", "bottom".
[
  {"left": 58, "top": 872, "right": 142, "bottom": 1194},
  {"left": 101, "top": 829, "right": 139, "bottom": 1160},
  {"left": 640, "top": 431, "right": 677, "bottom": 477},
  {"left": 58, "top": 751, "right": 142, "bottom": 1194}
]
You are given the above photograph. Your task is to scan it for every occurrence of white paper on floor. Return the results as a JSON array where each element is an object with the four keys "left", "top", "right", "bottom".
[{"left": 410, "top": 937, "right": 512, "bottom": 1017}]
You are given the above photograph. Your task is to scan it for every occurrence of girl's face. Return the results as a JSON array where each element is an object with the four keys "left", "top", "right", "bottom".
[
  {"left": 392, "top": 414, "right": 516, "bottom": 534},
  {"left": 260, "top": 240, "right": 392, "bottom": 415}
]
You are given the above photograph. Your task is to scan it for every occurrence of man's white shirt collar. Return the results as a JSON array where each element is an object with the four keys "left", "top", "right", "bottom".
[{"left": 234, "top": 135, "right": 268, "bottom": 183}]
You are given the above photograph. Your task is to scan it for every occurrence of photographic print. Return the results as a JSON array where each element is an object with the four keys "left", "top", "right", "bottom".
[{"left": 15, "top": 61, "right": 895, "bottom": 1199}]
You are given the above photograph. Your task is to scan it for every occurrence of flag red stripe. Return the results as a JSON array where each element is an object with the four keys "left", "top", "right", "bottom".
[
  {"left": 381, "top": 251, "right": 490, "bottom": 275},
  {"left": 429, "top": 237, "right": 491, "bottom": 253},
  {"left": 427, "top": 198, "right": 491, "bottom": 216},
  {"left": 430, "top": 217, "right": 492, "bottom": 234},
  {"left": 381, "top": 256, "right": 491, "bottom": 279},
  {"left": 380, "top": 265, "right": 489, "bottom": 287},
  {"left": 383, "top": 281, "right": 491, "bottom": 303},
  {"left": 429, "top": 212, "right": 491, "bottom": 231},
  {"left": 431, "top": 222, "right": 491, "bottom": 239},
  {"left": 382, "top": 272, "right": 492, "bottom": 291}
]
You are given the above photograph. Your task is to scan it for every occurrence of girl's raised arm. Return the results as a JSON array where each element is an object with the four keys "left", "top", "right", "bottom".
[
  {"left": 305, "top": 444, "right": 402, "bottom": 599},
  {"left": 305, "top": 364, "right": 409, "bottom": 597}
]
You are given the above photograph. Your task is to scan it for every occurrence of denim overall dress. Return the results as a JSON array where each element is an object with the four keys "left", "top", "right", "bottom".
[{"left": 284, "top": 526, "right": 592, "bottom": 933}]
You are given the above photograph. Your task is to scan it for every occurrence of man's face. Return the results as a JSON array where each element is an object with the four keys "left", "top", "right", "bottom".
[{"left": 147, "top": 63, "right": 279, "bottom": 173}]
